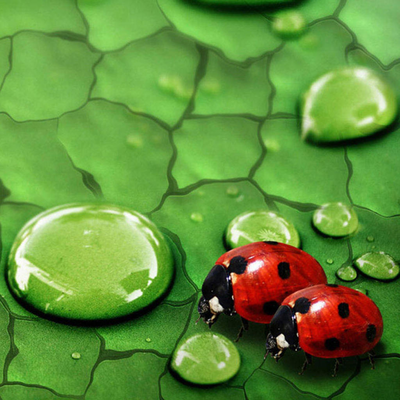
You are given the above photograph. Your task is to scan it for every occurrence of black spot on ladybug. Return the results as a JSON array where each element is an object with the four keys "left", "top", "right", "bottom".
[
  {"left": 263, "top": 301, "right": 279, "bottom": 315},
  {"left": 366, "top": 324, "right": 377, "bottom": 343},
  {"left": 294, "top": 297, "right": 311, "bottom": 314},
  {"left": 264, "top": 241, "right": 278, "bottom": 245},
  {"left": 326, "top": 284, "right": 338, "bottom": 288},
  {"left": 278, "top": 262, "right": 291, "bottom": 279},
  {"left": 227, "top": 256, "right": 247, "bottom": 275},
  {"left": 325, "top": 338, "right": 340, "bottom": 351},
  {"left": 338, "top": 303, "right": 350, "bottom": 318}
]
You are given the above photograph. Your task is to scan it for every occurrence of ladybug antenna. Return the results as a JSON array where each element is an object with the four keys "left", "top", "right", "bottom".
[
  {"left": 195, "top": 316, "right": 201, "bottom": 325},
  {"left": 264, "top": 350, "right": 270, "bottom": 360}
]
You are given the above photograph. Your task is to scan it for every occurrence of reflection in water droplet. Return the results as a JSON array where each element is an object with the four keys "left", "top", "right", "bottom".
[
  {"left": 354, "top": 252, "right": 399, "bottom": 281},
  {"left": 301, "top": 67, "right": 398, "bottom": 143},
  {"left": 366, "top": 236, "right": 375, "bottom": 242},
  {"left": 171, "top": 332, "right": 240, "bottom": 385},
  {"left": 326, "top": 259, "right": 334, "bottom": 265},
  {"left": 336, "top": 265, "right": 358, "bottom": 282},
  {"left": 145, "top": 338, "right": 152, "bottom": 343},
  {"left": 313, "top": 202, "right": 358, "bottom": 237},
  {"left": 7, "top": 204, "right": 174, "bottom": 321},
  {"left": 272, "top": 10, "right": 306, "bottom": 40},
  {"left": 226, "top": 210, "right": 300, "bottom": 249},
  {"left": 71, "top": 352, "right": 81, "bottom": 360},
  {"left": 190, "top": 212, "right": 204, "bottom": 223}
]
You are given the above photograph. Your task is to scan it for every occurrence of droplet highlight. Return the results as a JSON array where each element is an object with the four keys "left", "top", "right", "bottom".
[
  {"left": 71, "top": 352, "right": 81, "bottom": 360},
  {"left": 171, "top": 332, "right": 240, "bottom": 385},
  {"left": 225, "top": 210, "right": 300, "bottom": 249},
  {"left": 354, "top": 252, "right": 399, "bottom": 281},
  {"left": 301, "top": 67, "right": 398, "bottom": 143},
  {"left": 7, "top": 204, "right": 174, "bottom": 321},
  {"left": 313, "top": 202, "right": 358, "bottom": 237},
  {"left": 190, "top": 212, "right": 204, "bottom": 223}
]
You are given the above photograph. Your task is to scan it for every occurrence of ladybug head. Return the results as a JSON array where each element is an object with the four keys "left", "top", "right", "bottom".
[
  {"left": 265, "top": 305, "right": 299, "bottom": 360},
  {"left": 198, "top": 264, "right": 235, "bottom": 326}
]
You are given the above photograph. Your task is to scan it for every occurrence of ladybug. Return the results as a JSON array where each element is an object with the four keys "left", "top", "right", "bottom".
[
  {"left": 198, "top": 241, "right": 327, "bottom": 338},
  {"left": 265, "top": 284, "right": 383, "bottom": 376}
]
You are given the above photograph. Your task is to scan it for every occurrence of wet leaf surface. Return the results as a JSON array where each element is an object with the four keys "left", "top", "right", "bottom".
[{"left": 0, "top": 1, "right": 399, "bottom": 399}]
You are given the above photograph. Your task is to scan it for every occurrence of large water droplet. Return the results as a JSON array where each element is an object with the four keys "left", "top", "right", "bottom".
[
  {"left": 354, "top": 252, "right": 399, "bottom": 281},
  {"left": 225, "top": 210, "right": 300, "bottom": 249},
  {"left": 313, "top": 202, "right": 358, "bottom": 237},
  {"left": 301, "top": 67, "right": 398, "bottom": 143},
  {"left": 272, "top": 10, "right": 306, "bottom": 40},
  {"left": 171, "top": 332, "right": 240, "bottom": 385},
  {"left": 7, "top": 204, "right": 174, "bottom": 321}
]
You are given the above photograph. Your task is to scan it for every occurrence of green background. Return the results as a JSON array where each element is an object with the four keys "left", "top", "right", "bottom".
[{"left": 0, "top": 0, "right": 399, "bottom": 399}]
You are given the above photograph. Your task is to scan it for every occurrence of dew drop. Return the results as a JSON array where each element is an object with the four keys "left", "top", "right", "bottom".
[
  {"left": 190, "top": 212, "right": 204, "bottom": 223},
  {"left": 7, "top": 204, "right": 174, "bottom": 321},
  {"left": 225, "top": 210, "right": 300, "bottom": 249},
  {"left": 336, "top": 265, "right": 358, "bottom": 282},
  {"left": 71, "top": 352, "right": 81, "bottom": 360},
  {"left": 354, "top": 252, "right": 399, "bottom": 281},
  {"left": 301, "top": 67, "right": 398, "bottom": 143},
  {"left": 366, "top": 236, "right": 375, "bottom": 243},
  {"left": 171, "top": 332, "right": 240, "bottom": 385},
  {"left": 326, "top": 259, "right": 334, "bottom": 265},
  {"left": 272, "top": 10, "right": 306, "bottom": 40},
  {"left": 313, "top": 202, "right": 358, "bottom": 237},
  {"left": 145, "top": 338, "right": 152, "bottom": 343}
]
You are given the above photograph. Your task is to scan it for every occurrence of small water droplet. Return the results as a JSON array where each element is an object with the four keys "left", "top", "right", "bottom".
[
  {"left": 200, "top": 78, "right": 221, "bottom": 95},
  {"left": 190, "top": 212, "right": 204, "bottom": 223},
  {"left": 126, "top": 134, "right": 143, "bottom": 149},
  {"left": 145, "top": 338, "right": 151, "bottom": 343},
  {"left": 263, "top": 138, "right": 280, "bottom": 152},
  {"left": 71, "top": 352, "right": 81, "bottom": 360},
  {"left": 326, "top": 259, "right": 334, "bottom": 265},
  {"left": 366, "top": 236, "right": 375, "bottom": 242},
  {"left": 336, "top": 265, "right": 358, "bottom": 282},
  {"left": 272, "top": 10, "right": 306, "bottom": 40},
  {"left": 226, "top": 186, "right": 239, "bottom": 197},
  {"left": 158, "top": 74, "right": 192, "bottom": 100},
  {"left": 313, "top": 202, "right": 358, "bottom": 237}
]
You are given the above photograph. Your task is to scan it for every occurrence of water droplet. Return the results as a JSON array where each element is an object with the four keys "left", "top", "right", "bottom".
[
  {"left": 225, "top": 210, "right": 300, "bottom": 249},
  {"left": 326, "top": 259, "right": 334, "bottom": 265},
  {"left": 190, "top": 212, "right": 204, "bottom": 223},
  {"left": 226, "top": 185, "right": 240, "bottom": 197},
  {"left": 336, "top": 265, "right": 358, "bottom": 282},
  {"left": 158, "top": 74, "right": 192, "bottom": 100},
  {"left": 313, "top": 202, "right": 358, "bottom": 237},
  {"left": 7, "top": 204, "right": 174, "bottom": 321},
  {"left": 200, "top": 78, "right": 221, "bottom": 95},
  {"left": 71, "top": 352, "right": 81, "bottom": 360},
  {"left": 171, "top": 332, "right": 240, "bottom": 385},
  {"left": 263, "top": 138, "right": 280, "bottom": 152},
  {"left": 354, "top": 288, "right": 368, "bottom": 296},
  {"left": 302, "top": 67, "right": 398, "bottom": 143},
  {"left": 126, "top": 134, "right": 143, "bottom": 149},
  {"left": 354, "top": 252, "right": 399, "bottom": 281},
  {"left": 145, "top": 338, "right": 152, "bottom": 343},
  {"left": 272, "top": 10, "right": 306, "bottom": 40},
  {"left": 366, "top": 236, "right": 375, "bottom": 242}
]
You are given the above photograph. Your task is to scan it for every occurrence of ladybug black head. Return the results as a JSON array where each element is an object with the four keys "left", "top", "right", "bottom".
[
  {"left": 198, "top": 264, "right": 235, "bottom": 326},
  {"left": 265, "top": 305, "right": 299, "bottom": 360}
]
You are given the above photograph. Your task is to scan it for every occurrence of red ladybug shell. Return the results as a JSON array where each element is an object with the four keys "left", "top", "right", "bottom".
[
  {"left": 282, "top": 284, "right": 383, "bottom": 358},
  {"left": 216, "top": 242, "right": 327, "bottom": 324}
]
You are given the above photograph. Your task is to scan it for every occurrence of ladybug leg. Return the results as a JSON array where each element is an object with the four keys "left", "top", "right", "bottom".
[
  {"left": 332, "top": 358, "right": 343, "bottom": 377},
  {"left": 299, "top": 352, "right": 312, "bottom": 375},
  {"left": 368, "top": 351, "right": 375, "bottom": 370},
  {"left": 235, "top": 318, "right": 249, "bottom": 342}
]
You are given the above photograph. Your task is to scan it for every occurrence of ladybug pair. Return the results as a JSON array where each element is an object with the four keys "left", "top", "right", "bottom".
[{"left": 198, "top": 242, "right": 383, "bottom": 376}]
